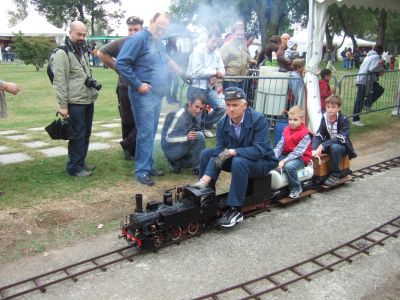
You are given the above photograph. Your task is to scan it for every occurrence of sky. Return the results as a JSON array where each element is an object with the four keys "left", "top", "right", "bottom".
[{"left": 0, "top": 0, "right": 171, "bottom": 35}]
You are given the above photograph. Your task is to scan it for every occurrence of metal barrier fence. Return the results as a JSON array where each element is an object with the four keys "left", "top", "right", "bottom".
[
  {"left": 337, "top": 70, "right": 400, "bottom": 118},
  {"left": 176, "top": 70, "right": 400, "bottom": 121}
]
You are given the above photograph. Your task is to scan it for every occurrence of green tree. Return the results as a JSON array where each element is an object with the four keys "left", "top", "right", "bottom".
[
  {"left": 14, "top": 34, "right": 57, "bottom": 71},
  {"left": 7, "top": 0, "right": 29, "bottom": 27},
  {"left": 30, "top": 0, "right": 124, "bottom": 36}
]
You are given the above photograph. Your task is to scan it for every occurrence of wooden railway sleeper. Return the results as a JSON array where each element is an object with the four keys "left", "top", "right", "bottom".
[
  {"left": 240, "top": 285, "right": 260, "bottom": 300},
  {"left": 32, "top": 279, "right": 46, "bottom": 293},
  {"left": 290, "top": 267, "right": 311, "bottom": 281},
  {"left": 91, "top": 259, "right": 107, "bottom": 272},
  {"left": 63, "top": 268, "right": 78, "bottom": 282},
  {"left": 362, "top": 235, "right": 384, "bottom": 246},
  {"left": 347, "top": 243, "right": 370, "bottom": 255},
  {"left": 330, "top": 251, "right": 352, "bottom": 263},
  {"left": 266, "top": 276, "right": 288, "bottom": 291},
  {"left": 311, "top": 259, "right": 334, "bottom": 272}
]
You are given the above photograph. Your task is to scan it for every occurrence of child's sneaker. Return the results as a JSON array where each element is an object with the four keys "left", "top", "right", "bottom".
[
  {"left": 289, "top": 187, "right": 303, "bottom": 199},
  {"left": 323, "top": 175, "right": 339, "bottom": 186}
]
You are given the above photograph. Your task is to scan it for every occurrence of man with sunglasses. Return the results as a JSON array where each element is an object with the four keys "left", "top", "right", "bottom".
[
  {"left": 190, "top": 87, "right": 278, "bottom": 227},
  {"left": 116, "top": 12, "right": 184, "bottom": 186},
  {"left": 98, "top": 16, "right": 143, "bottom": 161}
]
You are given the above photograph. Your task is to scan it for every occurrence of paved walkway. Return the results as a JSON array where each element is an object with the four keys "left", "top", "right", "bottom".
[{"left": 0, "top": 114, "right": 166, "bottom": 165}]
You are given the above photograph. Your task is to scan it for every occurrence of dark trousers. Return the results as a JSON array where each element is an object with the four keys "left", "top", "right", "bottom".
[
  {"left": 199, "top": 148, "right": 276, "bottom": 207},
  {"left": 67, "top": 103, "right": 94, "bottom": 175},
  {"left": 167, "top": 73, "right": 179, "bottom": 103},
  {"left": 353, "top": 84, "right": 367, "bottom": 121},
  {"left": 364, "top": 82, "right": 384, "bottom": 108},
  {"left": 326, "top": 144, "right": 346, "bottom": 178},
  {"left": 117, "top": 85, "right": 136, "bottom": 156}
]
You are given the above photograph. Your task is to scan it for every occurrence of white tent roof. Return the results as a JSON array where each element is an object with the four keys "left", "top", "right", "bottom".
[
  {"left": 306, "top": 0, "right": 400, "bottom": 132},
  {"left": 0, "top": 12, "right": 65, "bottom": 38}
]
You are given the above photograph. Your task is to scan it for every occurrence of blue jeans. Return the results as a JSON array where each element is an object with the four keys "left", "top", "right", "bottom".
[
  {"left": 280, "top": 156, "right": 305, "bottom": 192},
  {"left": 163, "top": 132, "right": 205, "bottom": 169},
  {"left": 187, "top": 86, "right": 225, "bottom": 129},
  {"left": 200, "top": 148, "right": 274, "bottom": 207},
  {"left": 129, "top": 89, "right": 162, "bottom": 177},
  {"left": 67, "top": 103, "right": 94, "bottom": 175},
  {"left": 326, "top": 144, "right": 346, "bottom": 178}
]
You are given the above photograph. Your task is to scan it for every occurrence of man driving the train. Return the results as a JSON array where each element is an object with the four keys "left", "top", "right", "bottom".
[{"left": 190, "top": 87, "right": 278, "bottom": 227}]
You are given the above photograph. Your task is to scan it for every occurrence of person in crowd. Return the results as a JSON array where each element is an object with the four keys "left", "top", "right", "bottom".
[
  {"left": 318, "top": 68, "right": 336, "bottom": 112},
  {"left": 288, "top": 59, "right": 305, "bottom": 106},
  {"left": 220, "top": 20, "right": 253, "bottom": 90},
  {"left": 341, "top": 47, "right": 347, "bottom": 69},
  {"left": 326, "top": 49, "right": 337, "bottom": 72},
  {"left": 389, "top": 55, "right": 396, "bottom": 71},
  {"left": 0, "top": 79, "right": 20, "bottom": 118},
  {"left": 345, "top": 48, "right": 353, "bottom": 69},
  {"left": 166, "top": 36, "right": 180, "bottom": 104},
  {"left": 352, "top": 44, "right": 385, "bottom": 126},
  {"left": 257, "top": 35, "right": 281, "bottom": 67},
  {"left": 98, "top": 16, "right": 143, "bottom": 161},
  {"left": 284, "top": 39, "right": 299, "bottom": 62},
  {"left": 186, "top": 31, "right": 225, "bottom": 137},
  {"left": 92, "top": 43, "right": 99, "bottom": 67},
  {"left": 273, "top": 106, "right": 312, "bottom": 199},
  {"left": 276, "top": 33, "right": 292, "bottom": 72},
  {"left": 190, "top": 87, "right": 278, "bottom": 228},
  {"left": 51, "top": 21, "right": 99, "bottom": 177},
  {"left": 245, "top": 32, "right": 255, "bottom": 48},
  {"left": 161, "top": 94, "right": 206, "bottom": 175},
  {"left": 312, "top": 95, "right": 357, "bottom": 186},
  {"left": 116, "top": 12, "right": 184, "bottom": 186},
  {"left": 353, "top": 48, "right": 361, "bottom": 69}
]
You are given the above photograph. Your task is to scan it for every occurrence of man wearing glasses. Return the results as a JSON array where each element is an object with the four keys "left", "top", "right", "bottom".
[
  {"left": 116, "top": 12, "right": 183, "bottom": 186},
  {"left": 98, "top": 16, "right": 143, "bottom": 161}
]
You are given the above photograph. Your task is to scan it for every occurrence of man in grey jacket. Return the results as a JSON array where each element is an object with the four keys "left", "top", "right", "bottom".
[
  {"left": 352, "top": 44, "right": 384, "bottom": 126},
  {"left": 51, "top": 21, "right": 99, "bottom": 177},
  {"left": 161, "top": 94, "right": 206, "bottom": 175}
]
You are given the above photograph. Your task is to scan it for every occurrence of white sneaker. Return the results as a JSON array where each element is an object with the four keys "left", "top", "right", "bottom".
[
  {"left": 203, "top": 130, "right": 214, "bottom": 138},
  {"left": 352, "top": 120, "right": 364, "bottom": 127}
]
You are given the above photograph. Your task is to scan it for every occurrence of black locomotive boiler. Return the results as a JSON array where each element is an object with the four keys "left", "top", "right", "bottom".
[{"left": 120, "top": 154, "right": 352, "bottom": 250}]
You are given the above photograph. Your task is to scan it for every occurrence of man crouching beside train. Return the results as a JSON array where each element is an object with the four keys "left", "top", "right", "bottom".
[{"left": 190, "top": 87, "right": 278, "bottom": 227}]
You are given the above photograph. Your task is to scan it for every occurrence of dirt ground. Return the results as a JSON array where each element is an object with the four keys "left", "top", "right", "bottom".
[{"left": 0, "top": 119, "right": 399, "bottom": 264}]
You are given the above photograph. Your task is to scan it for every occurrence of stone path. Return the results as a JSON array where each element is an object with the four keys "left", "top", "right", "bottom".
[{"left": 0, "top": 114, "right": 166, "bottom": 165}]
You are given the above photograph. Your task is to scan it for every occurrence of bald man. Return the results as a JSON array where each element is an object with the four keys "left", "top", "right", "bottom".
[
  {"left": 51, "top": 21, "right": 99, "bottom": 177},
  {"left": 276, "top": 33, "right": 292, "bottom": 72}
]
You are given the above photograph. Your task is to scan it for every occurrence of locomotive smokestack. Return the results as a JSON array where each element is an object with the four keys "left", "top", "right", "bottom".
[
  {"left": 135, "top": 194, "right": 143, "bottom": 213},
  {"left": 163, "top": 191, "right": 173, "bottom": 206}
]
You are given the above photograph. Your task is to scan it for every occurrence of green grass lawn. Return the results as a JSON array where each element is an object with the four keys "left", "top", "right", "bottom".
[{"left": 0, "top": 61, "right": 398, "bottom": 210}]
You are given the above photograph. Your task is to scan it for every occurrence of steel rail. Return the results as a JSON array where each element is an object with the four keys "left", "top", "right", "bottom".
[
  {"left": 1, "top": 156, "right": 400, "bottom": 299},
  {"left": 193, "top": 214, "right": 400, "bottom": 300}
]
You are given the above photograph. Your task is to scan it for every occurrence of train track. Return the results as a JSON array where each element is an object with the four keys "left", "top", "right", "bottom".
[
  {"left": 1, "top": 156, "right": 400, "bottom": 299},
  {"left": 193, "top": 214, "right": 400, "bottom": 300}
]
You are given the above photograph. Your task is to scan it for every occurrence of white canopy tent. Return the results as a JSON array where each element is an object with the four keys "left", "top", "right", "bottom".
[
  {"left": 0, "top": 12, "right": 66, "bottom": 44},
  {"left": 305, "top": 0, "right": 400, "bottom": 132}
]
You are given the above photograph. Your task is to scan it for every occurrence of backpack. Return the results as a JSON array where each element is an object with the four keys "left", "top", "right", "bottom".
[{"left": 47, "top": 46, "right": 68, "bottom": 84}]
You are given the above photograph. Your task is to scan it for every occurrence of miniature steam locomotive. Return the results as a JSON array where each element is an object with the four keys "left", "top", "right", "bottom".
[{"left": 120, "top": 154, "right": 351, "bottom": 250}]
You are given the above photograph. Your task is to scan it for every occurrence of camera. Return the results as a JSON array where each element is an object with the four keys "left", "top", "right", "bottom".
[{"left": 85, "top": 77, "right": 102, "bottom": 91}]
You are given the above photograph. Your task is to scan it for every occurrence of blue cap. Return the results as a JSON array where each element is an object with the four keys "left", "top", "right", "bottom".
[{"left": 224, "top": 87, "right": 247, "bottom": 101}]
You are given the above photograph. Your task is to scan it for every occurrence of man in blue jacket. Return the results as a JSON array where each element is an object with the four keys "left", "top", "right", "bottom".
[
  {"left": 191, "top": 87, "right": 278, "bottom": 227},
  {"left": 116, "top": 12, "right": 183, "bottom": 186}
]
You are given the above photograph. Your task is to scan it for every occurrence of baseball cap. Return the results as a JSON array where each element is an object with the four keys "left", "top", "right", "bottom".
[
  {"left": 224, "top": 87, "right": 247, "bottom": 101},
  {"left": 126, "top": 16, "right": 143, "bottom": 25}
]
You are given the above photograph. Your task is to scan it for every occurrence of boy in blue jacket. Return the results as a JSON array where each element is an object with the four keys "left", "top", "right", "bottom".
[{"left": 312, "top": 95, "right": 357, "bottom": 186}]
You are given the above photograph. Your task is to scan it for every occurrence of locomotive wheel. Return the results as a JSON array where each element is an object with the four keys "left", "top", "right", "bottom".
[
  {"left": 170, "top": 227, "right": 182, "bottom": 241},
  {"left": 187, "top": 222, "right": 199, "bottom": 235},
  {"left": 153, "top": 235, "right": 164, "bottom": 247}
]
